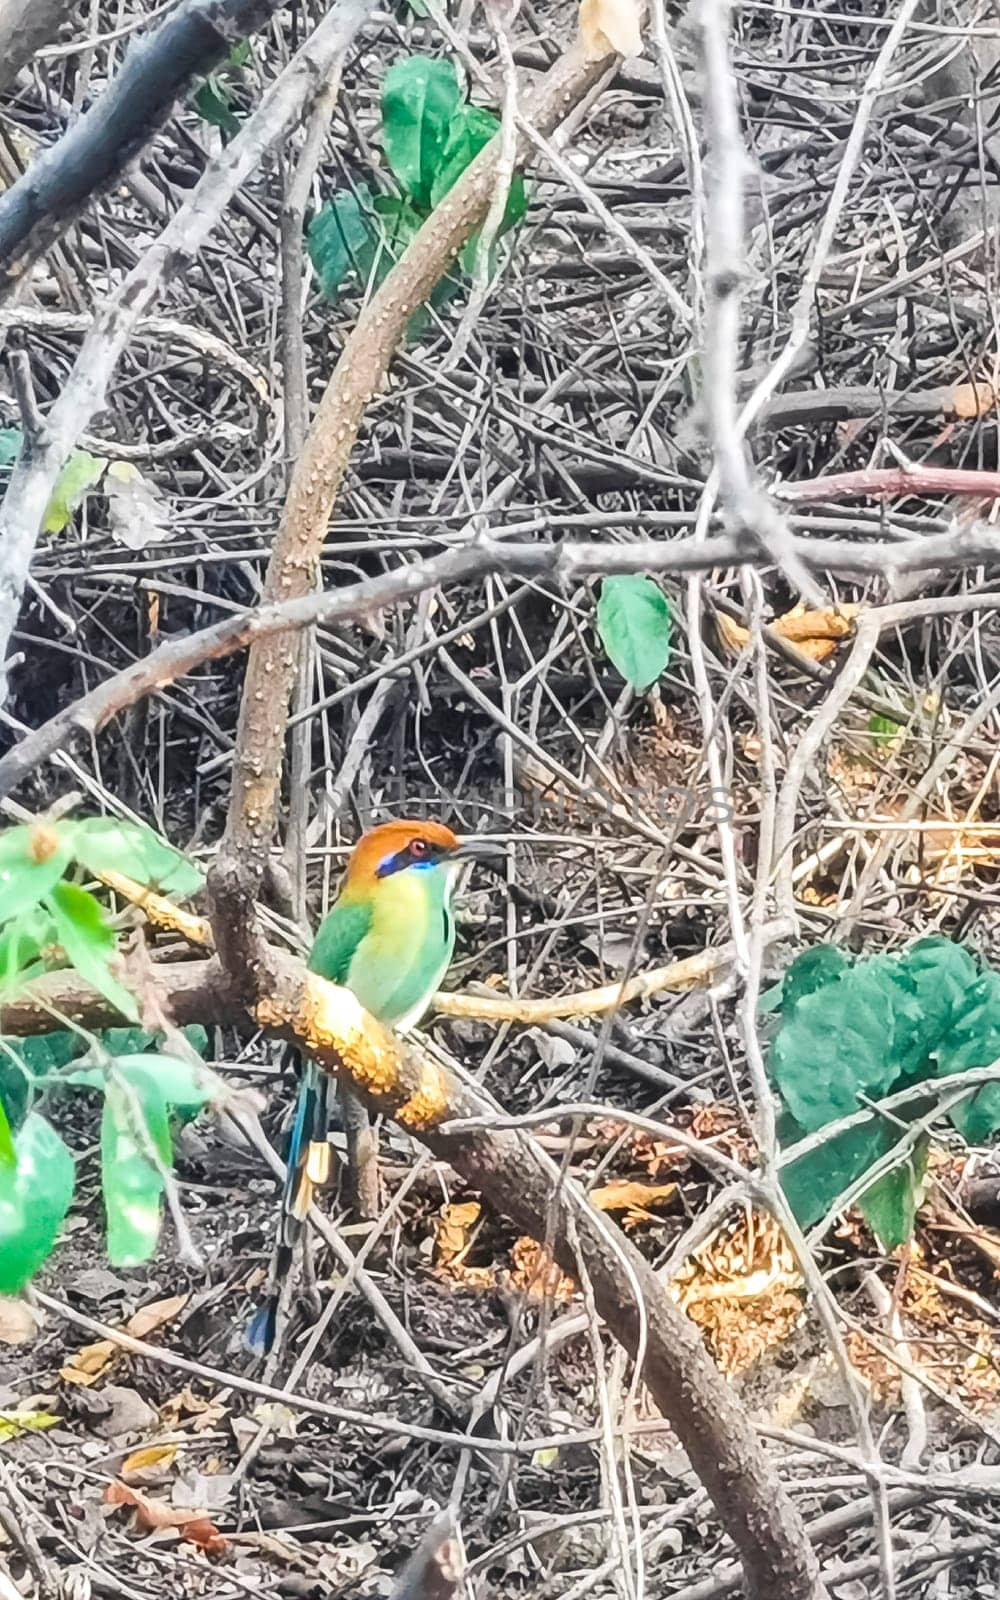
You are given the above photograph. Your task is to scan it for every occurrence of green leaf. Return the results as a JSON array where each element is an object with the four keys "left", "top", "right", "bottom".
[
  {"left": 767, "top": 964, "right": 918, "bottom": 1133},
  {"left": 0, "top": 1112, "right": 75, "bottom": 1292},
  {"left": 0, "top": 1031, "right": 78, "bottom": 1134},
  {"left": 0, "top": 906, "right": 57, "bottom": 992},
  {"left": 0, "top": 826, "right": 72, "bottom": 926},
  {"left": 0, "top": 428, "right": 22, "bottom": 468},
  {"left": 73, "top": 817, "right": 203, "bottom": 897},
  {"left": 761, "top": 945, "right": 852, "bottom": 1018},
  {"left": 229, "top": 37, "right": 251, "bottom": 68},
  {"left": 308, "top": 190, "right": 430, "bottom": 317},
  {"left": 192, "top": 77, "right": 239, "bottom": 136},
  {"left": 858, "top": 1137, "right": 928, "bottom": 1251},
  {"left": 595, "top": 576, "right": 673, "bottom": 692},
  {"left": 431, "top": 104, "right": 527, "bottom": 235},
  {"left": 45, "top": 883, "right": 138, "bottom": 1022},
  {"left": 100, "top": 1078, "right": 168, "bottom": 1267},
  {"left": 114, "top": 1053, "right": 217, "bottom": 1116},
  {"left": 308, "top": 189, "right": 380, "bottom": 300},
  {"left": 933, "top": 968, "right": 1000, "bottom": 1141},
  {"left": 98, "top": 1025, "right": 209, "bottom": 1062},
  {"left": 0, "top": 1409, "right": 60, "bottom": 1444},
  {"left": 868, "top": 712, "right": 904, "bottom": 747},
  {"left": 43, "top": 451, "right": 106, "bottom": 535},
  {"left": 381, "top": 56, "right": 463, "bottom": 208},
  {"left": 780, "top": 1118, "right": 892, "bottom": 1231},
  {"left": 893, "top": 937, "right": 981, "bottom": 1071}
]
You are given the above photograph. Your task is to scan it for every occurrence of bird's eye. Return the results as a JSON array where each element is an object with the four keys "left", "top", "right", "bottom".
[{"left": 410, "top": 838, "right": 430, "bottom": 858}]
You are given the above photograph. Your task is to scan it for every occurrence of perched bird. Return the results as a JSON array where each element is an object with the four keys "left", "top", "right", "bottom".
[{"left": 246, "top": 818, "right": 493, "bottom": 1354}]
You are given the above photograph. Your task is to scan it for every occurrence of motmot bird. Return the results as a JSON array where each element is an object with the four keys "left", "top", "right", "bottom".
[{"left": 246, "top": 818, "right": 493, "bottom": 1355}]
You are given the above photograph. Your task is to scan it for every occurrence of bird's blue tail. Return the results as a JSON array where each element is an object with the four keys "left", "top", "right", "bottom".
[{"left": 245, "top": 1054, "right": 333, "bottom": 1356}]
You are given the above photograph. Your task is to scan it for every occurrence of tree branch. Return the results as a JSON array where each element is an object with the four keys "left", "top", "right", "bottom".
[{"left": 0, "top": 0, "right": 289, "bottom": 286}]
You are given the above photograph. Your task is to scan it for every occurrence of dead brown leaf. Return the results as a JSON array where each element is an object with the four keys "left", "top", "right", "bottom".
[
  {"left": 590, "top": 1179, "right": 677, "bottom": 1222},
  {"left": 60, "top": 1339, "right": 116, "bottom": 1386},
  {"left": 158, "top": 1386, "right": 228, "bottom": 1432},
  {"left": 951, "top": 379, "right": 997, "bottom": 419},
  {"left": 508, "top": 1238, "right": 576, "bottom": 1304},
  {"left": 104, "top": 1480, "right": 226, "bottom": 1553},
  {"left": 433, "top": 1202, "right": 482, "bottom": 1270},
  {"left": 60, "top": 1295, "right": 189, "bottom": 1385},
  {"left": 719, "top": 603, "right": 860, "bottom": 663},
  {"left": 126, "top": 1294, "right": 188, "bottom": 1340}
]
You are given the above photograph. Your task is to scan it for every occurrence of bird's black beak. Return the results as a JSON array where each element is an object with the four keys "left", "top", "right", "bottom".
[{"left": 451, "top": 837, "right": 507, "bottom": 872}]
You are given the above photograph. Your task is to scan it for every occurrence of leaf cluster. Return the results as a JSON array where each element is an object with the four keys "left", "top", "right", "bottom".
[
  {"left": 307, "top": 57, "right": 528, "bottom": 326},
  {"left": 0, "top": 817, "right": 213, "bottom": 1291},
  {"left": 765, "top": 938, "right": 1000, "bottom": 1248}
]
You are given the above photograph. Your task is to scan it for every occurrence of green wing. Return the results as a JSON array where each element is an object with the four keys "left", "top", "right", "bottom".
[{"left": 308, "top": 898, "right": 373, "bottom": 983}]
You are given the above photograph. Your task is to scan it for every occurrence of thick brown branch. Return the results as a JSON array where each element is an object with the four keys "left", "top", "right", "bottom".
[{"left": 0, "top": 957, "right": 240, "bottom": 1034}]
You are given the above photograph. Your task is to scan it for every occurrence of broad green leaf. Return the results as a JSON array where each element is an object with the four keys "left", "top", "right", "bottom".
[
  {"left": 229, "top": 38, "right": 251, "bottom": 68},
  {"left": 858, "top": 1136, "right": 928, "bottom": 1251},
  {"left": 308, "top": 189, "right": 426, "bottom": 303},
  {"left": 761, "top": 945, "right": 852, "bottom": 1018},
  {"left": 96, "top": 1024, "right": 208, "bottom": 1060},
  {"left": 868, "top": 712, "right": 904, "bottom": 747},
  {"left": 950, "top": 1084, "right": 1000, "bottom": 1143},
  {"left": 767, "top": 965, "right": 914, "bottom": 1133},
  {"left": 0, "top": 826, "right": 72, "bottom": 925},
  {"left": 779, "top": 1118, "right": 892, "bottom": 1231},
  {"left": 933, "top": 966, "right": 1000, "bottom": 1140},
  {"left": 0, "top": 1051, "right": 30, "bottom": 1139},
  {"left": 381, "top": 57, "right": 463, "bottom": 208},
  {"left": 45, "top": 883, "right": 138, "bottom": 1022},
  {"left": 0, "top": 1032, "right": 78, "bottom": 1134},
  {"left": 595, "top": 576, "right": 672, "bottom": 691},
  {"left": 192, "top": 77, "right": 239, "bottom": 135},
  {"left": 431, "top": 104, "right": 528, "bottom": 237},
  {"left": 43, "top": 451, "right": 106, "bottom": 535},
  {"left": 892, "top": 937, "right": 981, "bottom": 1072},
  {"left": 0, "top": 1112, "right": 75, "bottom": 1292},
  {"left": 308, "top": 188, "right": 381, "bottom": 300},
  {"left": 431, "top": 105, "right": 499, "bottom": 206},
  {"left": 114, "top": 1052, "right": 217, "bottom": 1115},
  {"left": 0, "top": 428, "right": 22, "bottom": 468},
  {"left": 73, "top": 817, "right": 203, "bottom": 897},
  {"left": 100, "top": 1078, "right": 168, "bottom": 1267}
]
